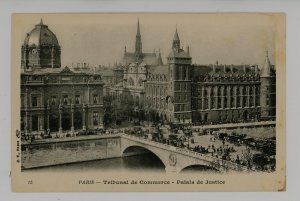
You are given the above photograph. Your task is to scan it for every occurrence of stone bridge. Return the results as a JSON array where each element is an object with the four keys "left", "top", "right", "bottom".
[{"left": 121, "top": 134, "right": 248, "bottom": 173}]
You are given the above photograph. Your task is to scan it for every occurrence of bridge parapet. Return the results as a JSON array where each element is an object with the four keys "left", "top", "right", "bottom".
[{"left": 121, "top": 134, "right": 248, "bottom": 173}]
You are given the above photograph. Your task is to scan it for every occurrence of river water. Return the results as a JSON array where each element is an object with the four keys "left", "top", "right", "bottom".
[
  {"left": 23, "top": 152, "right": 215, "bottom": 173},
  {"left": 24, "top": 153, "right": 166, "bottom": 173}
]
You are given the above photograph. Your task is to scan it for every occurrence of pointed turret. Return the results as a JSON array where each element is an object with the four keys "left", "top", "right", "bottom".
[
  {"left": 174, "top": 26, "right": 180, "bottom": 41},
  {"left": 260, "top": 49, "right": 276, "bottom": 121},
  {"left": 172, "top": 26, "right": 180, "bottom": 51},
  {"left": 261, "top": 50, "right": 272, "bottom": 77},
  {"left": 157, "top": 48, "right": 163, "bottom": 65},
  {"left": 40, "top": 18, "right": 43, "bottom": 25}
]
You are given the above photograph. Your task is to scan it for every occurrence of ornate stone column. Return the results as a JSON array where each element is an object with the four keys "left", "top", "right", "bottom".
[
  {"left": 208, "top": 86, "right": 211, "bottom": 109},
  {"left": 82, "top": 104, "right": 86, "bottom": 131},
  {"left": 47, "top": 99, "right": 50, "bottom": 134},
  {"left": 71, "top": 104, "right": 74, "bottom": 133},
  {"left": 234, "top": 86, "right": 237, "bottom": 108},
  {"left": 228, "top": 86, "right": 231, "bottom": 108},
  {"left": 241, "top": 86, "right": 244, "bottom": 108},
  {"left": 247, "top": 86, "right": 250, "bottom": 107},
  {"left": 201, "top": 86, "right": 204, "bottom": 110},
  {"left": 215, "top": 87, "right": 218, "bottom": 109},
  {"left": 59, "top": 104, "right": 62, "bottom": 133},
  {"left": 25, "top": 88, "right": 29, "bottom": 135},
  {"left": 51, "top": 45, "right": 54, "bottom": 68},
  {"left": 253, "top": 86, "right": 256, "bottom": 107},
  {"left": 221, "top": 87, "right": 224, "bottom": 109}
]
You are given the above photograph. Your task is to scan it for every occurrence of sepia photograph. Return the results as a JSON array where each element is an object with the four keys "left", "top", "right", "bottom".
[{"left": 11, "top": 13, "right": 285, "bottom": 192}]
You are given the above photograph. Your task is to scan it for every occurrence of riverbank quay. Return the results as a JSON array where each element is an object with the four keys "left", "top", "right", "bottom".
[{"left": 21, "top": 134, "right": 123, "bottom": 169}]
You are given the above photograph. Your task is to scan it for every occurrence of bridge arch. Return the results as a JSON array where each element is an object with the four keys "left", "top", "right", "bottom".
[
  {"left": 120, "top": 135, "right": 245, "bottom": 173},
  {"left": 122, "top": 145, "right": 167, "bottom": 170},
  {"left": 179, "top": 164, "right": 219, "bottom": 173}
]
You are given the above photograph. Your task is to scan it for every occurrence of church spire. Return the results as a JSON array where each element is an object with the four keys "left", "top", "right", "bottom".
[
  {"left": 172, "top": 26, "right": 180, "bottom": 51},
  {"left": 261, "top": 49, "right": 272, "bottom": 77},
  {"left": 137, "top": 18, "right": 141, "bottom": 36},
  {"left": 135, "top": 18, "right": 142, "bottom": 57},
  {"left": 157, "top": 48, "right": 163, "bottom": 65}
]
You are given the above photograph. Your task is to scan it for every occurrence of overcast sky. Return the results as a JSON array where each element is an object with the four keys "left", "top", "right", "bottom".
[{"left": 15, "top": 13, "right": 276, "bottom": 68}]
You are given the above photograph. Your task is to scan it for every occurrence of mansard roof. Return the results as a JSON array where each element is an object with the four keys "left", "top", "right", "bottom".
[
  {"left": 121, "top": 52, "right": 160, "bottom": 66},
  {"left": 148, "top": 65, "right": 168, "bottom": 74},
  {"left": 192, "top": 64, "right": 260, "bottom": 82},
  {"left": 21, "top": 65, "right": 97, "bottom": 75},
  {"left": 168, "top": 49, "right": 191, "bottom": 59}
]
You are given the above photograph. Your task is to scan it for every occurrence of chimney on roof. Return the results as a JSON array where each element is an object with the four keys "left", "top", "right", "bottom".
[
  {"left": 231, "top": 64, "right": 233, "bottom": 73},
  {"left": 125, "top": 46, "right": 127, "bottom": 54},
  {"left": 187, "top": 45, "right": 190, "bottom": 56},
  {"left": 243, "top": 64, "right": 246, "bottom": 73},
  {"left": 224, "top": 64, "right": 226, "bottom": 73},
  {"left": 213, "top": 64, "right": 216, "bottom": 73}
]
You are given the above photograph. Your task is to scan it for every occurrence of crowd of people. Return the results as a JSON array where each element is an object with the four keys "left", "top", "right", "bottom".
[{"left": 21, "top": 121, "right": 275, "bottom": 171}]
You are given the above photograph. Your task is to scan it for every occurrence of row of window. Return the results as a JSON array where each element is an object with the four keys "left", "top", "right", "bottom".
[
  {"left": 24, "top": 111, "right": 101, "bottom": 131},
  {"left": 22, "top": 94, "right": 100, "bottom": 107},
  {"left": 176, "top": 93, "right": 189, "bottom": 102},
  {"left": 50, "top": 94, "right": 99, "bottom": 106},
  {"left": 193, "top": 95, "right": 260, "bottom": 110},
  {"left": 175, "top": 82, "right": 189, "bottom": 91},
  {"left": 175, "top": 104, "right": 188, "bottom": 112},
  {"left": 173, "top": 65, "right": 189, "bottom": 80},
  {"left": 195, "top": 85, "right": 260, "bottom": 97},
  {"left": 145, "top": 84, "right": 168, "bottom": 97}
]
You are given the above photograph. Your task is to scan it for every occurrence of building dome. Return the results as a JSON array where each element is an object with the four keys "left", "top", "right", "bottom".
[
  {"left": 24, "top": 19, "right": 59, "bottom": 47},
  {"left": 21, "top": 19, "right": 61, "bottom": 69}
]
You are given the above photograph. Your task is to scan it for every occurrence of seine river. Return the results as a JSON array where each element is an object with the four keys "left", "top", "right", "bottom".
[{"left": 23, "top": 152, "right": 215, "bottom": 173}]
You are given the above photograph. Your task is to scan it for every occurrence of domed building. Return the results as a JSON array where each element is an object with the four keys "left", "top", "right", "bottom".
[
  {"left": 21, "top": 19, "right": 61, "bottom": 70},
  {"left": 20, "top": 20, "right": 104, "bottom": 136}
]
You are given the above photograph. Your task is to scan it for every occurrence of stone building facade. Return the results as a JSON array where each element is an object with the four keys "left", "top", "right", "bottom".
[
  {"left": 108, "top": 20, "right": 276, "bottom": 124},
  {"left": 191, "top": 64, "right": 261, "bottom": 124},
  {"left": 20, "top": 20, "right": 104, "bottom": 135}
]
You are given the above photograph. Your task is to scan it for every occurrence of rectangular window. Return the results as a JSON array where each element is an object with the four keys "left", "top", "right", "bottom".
[
  {"left": 75, "top": 95, "right": 80, "bottom": 104},
  {"left": 93, "top": 112, "right": 99, "bottom": 126},
  {"left": 32, "top": 96, "right": 38, "bottom": 107},
  {"left": 93, "top": 94, "right": 98, "bottom": 104}
]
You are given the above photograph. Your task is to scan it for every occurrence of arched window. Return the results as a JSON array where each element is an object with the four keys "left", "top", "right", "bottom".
[
  {"left": 217, "top": 87, "right": 222, "bottom": 108},
  {"left": 236, "top": 87, "right": 240, "bottom": 108},
  {"left": 243, "top": 87, "right": 247, "bottom": 107},
  {"left": 138, "top": 78, "right": 143, "bottom": 87},
  {"left": 249, "top": 87, "right": 254, "bottom": 107},
  {"left": 224, "top": 87, "right": 228, "bottom": 108},
  {"left": 128, "top": 77, "right": 134, "bottom": 86},
  {"left": 210, "top": 87, "right": 214, "bottom": 109},
  {"left": 230, "top": 87, "right": 234, "bottom": 108}
]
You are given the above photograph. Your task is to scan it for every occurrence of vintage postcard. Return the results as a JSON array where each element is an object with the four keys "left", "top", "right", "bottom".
[{"left": 11, "top": 13, "right": 285, "bottom": 192}]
